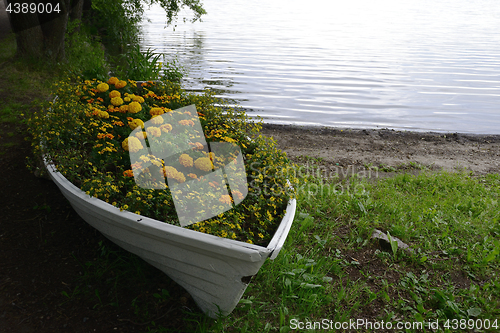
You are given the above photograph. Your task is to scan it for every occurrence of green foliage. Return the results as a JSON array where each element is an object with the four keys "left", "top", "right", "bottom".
[
  {"left": 63, "top": 20, "right": 109, "bottom": 80},
  {"left": 112, "top": 45, "right": 186, "bottom": 82},
  {"left": 87, "top": 0, "right": 144, "bottom": 47},
  {"left": 87, "top": 0, "right": 206, "bottom": 49}
]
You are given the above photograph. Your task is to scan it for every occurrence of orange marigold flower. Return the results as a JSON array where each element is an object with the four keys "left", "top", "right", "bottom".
[
  {"left": 135, "top": 131, "right": 147, "bottom": 139},
  {"left": 160, "top": 123, "right": 172, "bottom": 133},
  {"left": 128, "top": 119, "right": 144, "bottom": 130},
  {"left": 115, "top": 80, "right": 127, "bottom": 89},
  {"left": 146, "top": 126, "right": 161, "bottom": 138},
  {"left": 178, "top": 119, "right": 190, "bottom": 126},
  {"left": 150, "top": 115, "right": 164, "bottom": 125},
  {"left": 232, "top": 190, "right": 244, "bottom": 200},
  {"left": 179, "top": 154, "right": 193, "bottom": 167},
  {"left": 97, "top": 111, "right": 109, "bottom": 119},
  {"left": 108, "top": 77, "right": 119, "bottom": 85},
  {"left": 175, "top": 172, "right": 186, "bottom": 183},
  {"left": 123, "top": 170, "right": 134, "bottom": 177},
  {"left": 190, "top": 142, "right": 204, "bottom": 150},
  {"left": 150, "top": 107, "right": 164, "bottom": 116},
  {"left": 163, "top": 166, "right": 178, "bottom": 178},
  {"left": 219, "top": 195, "right": 233, "bottom": 205},
  {"left": 109, "top": 90, "right": 121, "bottom": 99},
  {"left": 187, "top": 173, "right": 197, "bottom": 179},
  {"left": 132, "top": 95, "right": 145, "bottom": 103}
]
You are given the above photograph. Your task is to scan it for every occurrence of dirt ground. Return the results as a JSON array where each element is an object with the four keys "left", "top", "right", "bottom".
[{"left": 260, "top": 124, "right": 500, "bottom": 176}]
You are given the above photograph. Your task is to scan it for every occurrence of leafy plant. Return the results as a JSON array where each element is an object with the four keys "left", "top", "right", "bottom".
[
  {"left": 64, "top": 20, "right": 109, "bottom": 80},
  {"left": 113, "top": 46, "right": 187, "bottom": 82},
  {"left": 387, "top": 231, "right": 398, "bottom": 258}
]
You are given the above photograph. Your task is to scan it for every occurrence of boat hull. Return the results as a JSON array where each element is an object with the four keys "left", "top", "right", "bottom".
[{"left": 44, "top": 159, "right": 296, "bottom": 318}]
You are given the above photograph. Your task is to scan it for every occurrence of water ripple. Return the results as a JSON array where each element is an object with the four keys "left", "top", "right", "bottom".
[{"left": 141, "top": 0, "right": 500, "bottom": 134}]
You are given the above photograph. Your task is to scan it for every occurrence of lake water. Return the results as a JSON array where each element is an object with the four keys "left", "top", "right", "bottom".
[{"left": 140, "top": 0, "right": 500, "bottom": 134}]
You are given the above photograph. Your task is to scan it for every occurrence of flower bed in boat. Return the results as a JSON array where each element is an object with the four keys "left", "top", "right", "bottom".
[{"left": 27, "top": 77, "right": 297, "bottom": 246}]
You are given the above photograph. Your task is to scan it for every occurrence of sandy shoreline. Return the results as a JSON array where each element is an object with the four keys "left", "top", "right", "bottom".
[{"left": 259, "top": 124, "right": 500, "bottom": 175}]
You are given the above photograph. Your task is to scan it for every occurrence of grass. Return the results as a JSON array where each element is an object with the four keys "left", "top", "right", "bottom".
[
  {"left": 2, "top": 30, "right": 500, "bottom": 332},
  {"left": 195, "top": 171, "right": 499, "bottom": 332}
]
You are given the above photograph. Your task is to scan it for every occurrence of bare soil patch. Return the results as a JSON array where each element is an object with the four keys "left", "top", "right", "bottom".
[{"left": 260, "top": 124, "right": 500, "bottom": 176}]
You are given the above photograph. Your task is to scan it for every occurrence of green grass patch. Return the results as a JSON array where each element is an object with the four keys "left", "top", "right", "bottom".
[{"left": 189, "top": 171, "right": 499, "bottom": 332}]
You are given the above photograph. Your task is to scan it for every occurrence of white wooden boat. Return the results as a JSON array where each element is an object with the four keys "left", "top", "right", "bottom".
[{"left": 44, "top": 158, "right": 296, "bottom": 318}]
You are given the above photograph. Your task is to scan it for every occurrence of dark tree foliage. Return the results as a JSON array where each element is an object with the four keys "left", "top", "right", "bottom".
[{"left": 6, "top": 0, "right": 205, "bottom": 61}]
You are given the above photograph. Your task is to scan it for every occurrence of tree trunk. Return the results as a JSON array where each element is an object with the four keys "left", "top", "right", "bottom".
[
  {"left": 69, "top": 0, "right": 84, "bottom": 32},
  {"left": 39, "top": 1, "right": 71, "bottom": 61},
  {"left": 7, "top": 0, "right": 70, "bottom": 62},
  {"left": 6, "top": 2, "right": 44, "bottom": 59}
]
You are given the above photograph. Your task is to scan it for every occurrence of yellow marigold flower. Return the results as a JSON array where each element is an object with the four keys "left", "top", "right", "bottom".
[
  {"left": 124, "top": 96, "right": 131, "bottom": 102},
  {"left": 132, "top": 96, "right": 145, "bottom": 103},
  {"left": 108, "top": 77, "right": 119, "bottom": 85},
  {"left": 123, "top": 170, "right": 134, "bottom": 177},
  {"left": 115, "top": 80, "right": 127, "bottom": 89},
  {"left": 122, "top": 137, "right": 143, "bottom": 153},
  {"left": 175, "top": 172, "right": 186, "bottom": 183},
  {"left": 119, "top": 105, "right": 128, "bottom": 113},
  {"left": 97, "top": 83, "right": 109, "bottom": 93},
  {"left": 179, "top": 154, "right": 193, "bottom": 167},
  {"left": 135, "top": 131, "right": 147, "bottom": 139},
  {"left": 109, "top": 90, "right": 121, "bottom": 99},
  {"left": 151, "top": 115, "right": 164, "bottom": 125},
  {"left": 128, "top": 102, "right": 142, "bottom": 113},
  {"left": 111, "top": 97, "right": 124, "bottom": 106},
  {"left": 97, "top": 111, "right": 109, "bottom": 119},
  {"left": 128, "top": 119, "right": 144, "bottom": 130},
  {"left": 190, "top": 142, "right": 204, "bottom": 150},
  {"left": 219, "top": 195, "right": 233, "bottom": 205},
  {"left": 146, "top": 126, "right": 161, "bottom": 138},
  {"left": 178, "top": 119, "right": 190, "bottom": 126},
  {"left": 150, "top": 107, "right": 164, "bottom": 116},
  {"left": 163, "top": 166, "right": 178, "bottom": 178},
  {"left": 194, "top": 157, "right": 213, "bottom": 172},
  {"left": 160, "top": 123, "right": 172, "bottom": 133}
]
